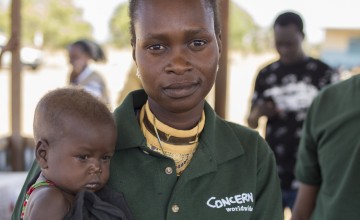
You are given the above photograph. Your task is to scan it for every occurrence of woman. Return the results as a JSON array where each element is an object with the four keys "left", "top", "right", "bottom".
[
  {"left": 12, "top": 1, "right": 282, "bottom": 219},
  {"left": 68, "top": 39, "right": 109, "bottom": 104}
]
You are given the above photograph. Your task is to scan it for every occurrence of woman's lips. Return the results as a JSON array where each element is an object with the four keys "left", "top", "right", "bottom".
[{"left": 163, "top": 82, "right": 199, "bottom": 98}]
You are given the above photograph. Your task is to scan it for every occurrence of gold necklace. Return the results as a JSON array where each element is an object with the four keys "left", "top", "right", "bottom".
[{"left": 152, "top": 115, "right": 201, "bottom": 156}]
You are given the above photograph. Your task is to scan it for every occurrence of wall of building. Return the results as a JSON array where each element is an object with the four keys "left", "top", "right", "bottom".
[{"left": 321, "top": 28, "right": 360, "bottom": 69}]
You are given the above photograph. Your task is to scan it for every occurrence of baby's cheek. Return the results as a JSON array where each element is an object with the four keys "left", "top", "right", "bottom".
[{"left": 102, "top": 169, "right": 111, "bottom": 182}]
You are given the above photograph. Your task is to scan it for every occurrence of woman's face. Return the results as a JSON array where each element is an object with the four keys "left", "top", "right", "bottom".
[
  {"left": 274, "top": 24, "right": 304, "bottom": 65},
  {"left": 68, "top": 45, "right": 89, "bottom": 73},
  {"left": 133, "top": 0, "right": 221, "bottom": 114}
]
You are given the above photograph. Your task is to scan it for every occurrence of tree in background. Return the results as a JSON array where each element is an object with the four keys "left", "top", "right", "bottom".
[
  {"left": 0, "top": 3, "right": 10, "bottom": 37},
  {"left": 0, "top": 0, "right": 92, "bottom": 49},
  {"left": 228, "top": 1, "right": 258, "bottom": 52},
  {"left": 228, "top": 1, "right": 277, "bottom": 53},
  {"left": 109, "top": 3, "right": 131, "bottom": 49}
]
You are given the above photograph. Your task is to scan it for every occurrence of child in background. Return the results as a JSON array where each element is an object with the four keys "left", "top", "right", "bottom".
[
  {"left": 21, "top": 87, "right": 134, "bottom": 220},
  {"left": 68, "top": 39, "right": 110, "bottom": 105}
]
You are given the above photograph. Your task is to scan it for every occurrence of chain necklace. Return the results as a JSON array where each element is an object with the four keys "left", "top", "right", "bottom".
[{"left": 152, "top": 115, "right": 201, "bottom": 156}]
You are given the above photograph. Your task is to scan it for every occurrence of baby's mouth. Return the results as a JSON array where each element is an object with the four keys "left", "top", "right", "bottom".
[{"left": 84, "top": 182, "right": 101, "bottom": 191}]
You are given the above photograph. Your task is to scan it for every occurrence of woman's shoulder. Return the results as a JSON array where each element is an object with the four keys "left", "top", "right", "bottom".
[
  {"left": 203, "top": 104, "right": 264, "bottom": 150},
  {"left": 213, "top": 117, "right": 268, "bottom": 151},
  {"left": 207, "top": 117, "right": 273, "bottom": 167},
  {"left": 216, "top": 118, "right": 262, "bottom": 141},
  {"left": 313, "top": 74, "right": 360, "bottom": 105}
]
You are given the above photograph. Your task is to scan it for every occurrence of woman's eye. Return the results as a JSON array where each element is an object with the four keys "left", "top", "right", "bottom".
[
  {"left": 147, "top": 44, "right": 166, "bottom": 51},
  {"left": 189, "top": 40, "right": 207, "bottom": 48}
]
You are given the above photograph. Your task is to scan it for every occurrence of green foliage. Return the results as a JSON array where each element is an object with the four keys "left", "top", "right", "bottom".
[
  {"left": 228, "top": 1, "right": 258, "bottom": 51},
  {"left": 109, "top": 3, "right": 131, "bottom": 48},
  {"left": 0, "top": 3, "right": 10, "bottom": 37},
  {"left": 24, "top": 0, "right": 93, "bottom": 48},
  {"left": 0, "top": 0, "right": 92, "bottom": 49}
]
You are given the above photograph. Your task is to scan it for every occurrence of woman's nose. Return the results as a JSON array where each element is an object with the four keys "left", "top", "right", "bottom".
[{"left": 164, "top": 48, "right": 192, "bottom": 75}]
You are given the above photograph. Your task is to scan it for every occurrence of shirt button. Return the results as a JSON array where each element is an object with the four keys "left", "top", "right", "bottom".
[
  {"left": 171, "top": 204, "right": 179, "bottom": 213},
  {"left": 165, "top": 167, "right": 173, "bottom": 175}
]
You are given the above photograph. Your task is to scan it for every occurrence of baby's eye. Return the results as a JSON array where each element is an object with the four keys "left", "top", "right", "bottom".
[
  {"left": 76, "top": 155, "right": 89, "bottom": 161},
  {"left": 147, "top": 44, "right": 166, "bottom": 51},
  {"left": 101, "top": 155, "right": 112, "bottom": 162},
  {"left": 189, "top": 39, "right": 207, "bottom": 48}
]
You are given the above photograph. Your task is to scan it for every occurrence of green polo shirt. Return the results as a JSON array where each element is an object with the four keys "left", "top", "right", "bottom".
[
  {"left": 295, "top": 75, "right": 360, "bottom": 219},
  {"left": 12, "top": 90, "right": 282, "bottom": 220}
]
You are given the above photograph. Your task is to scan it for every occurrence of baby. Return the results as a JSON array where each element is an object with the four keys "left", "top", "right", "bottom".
[{"left": 21, "top": 87, "right": 134, "bottom": 220}]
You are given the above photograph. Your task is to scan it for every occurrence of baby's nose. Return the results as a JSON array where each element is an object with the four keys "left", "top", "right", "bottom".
[{"left": 88, "top": 159, "right": 102, "bottom": 174}]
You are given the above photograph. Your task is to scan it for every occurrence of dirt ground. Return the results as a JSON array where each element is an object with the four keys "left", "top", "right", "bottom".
[{"left": 0, "top": 48, "right": 276, "bottom": 137}]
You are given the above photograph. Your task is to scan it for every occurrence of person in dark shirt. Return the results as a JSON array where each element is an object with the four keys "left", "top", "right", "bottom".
[{"left": 247, "top": 11, "right": 339, "bottom": 211}]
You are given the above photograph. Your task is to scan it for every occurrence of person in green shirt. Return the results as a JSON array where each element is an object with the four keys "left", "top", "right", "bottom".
[
  {"left": 12, "top": 0, "right": 283, "bottom": 219},
  {"left": 292, "top": 74, "right": 360, "bottom": 220}
]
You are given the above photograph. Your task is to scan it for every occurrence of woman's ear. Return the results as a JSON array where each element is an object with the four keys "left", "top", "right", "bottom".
[
  {"left": 131, "top": 41, "right": 136, "bottom": 63},
  {"left": 217, "top": 32, "right": 222, "bottom": 56},
  {"left": 35, "top": 139, "right": 50, "bottom": 169}
]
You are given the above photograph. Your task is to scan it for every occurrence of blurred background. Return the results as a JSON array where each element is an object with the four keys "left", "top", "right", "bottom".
[{"left": 0, "top": 0, "right": 359, "bottom": 219}]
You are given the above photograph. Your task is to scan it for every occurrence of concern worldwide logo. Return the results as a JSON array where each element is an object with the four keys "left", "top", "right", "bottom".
[{"left": 206, "top": 193, "right": 254, "bottom": 212}]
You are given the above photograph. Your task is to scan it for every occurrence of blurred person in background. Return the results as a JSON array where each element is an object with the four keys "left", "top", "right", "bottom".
[
  {"left": 292, "top": 74, "right": 360, "bottom": 220},
  {"left": 247, "top": 11, "right": 339, "bottom": 211},
  {"left": 68, "top": 39, "right": 110, "bottom": 105}
]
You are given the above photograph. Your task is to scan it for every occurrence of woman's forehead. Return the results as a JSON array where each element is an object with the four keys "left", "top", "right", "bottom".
[{"left": 134, "top": 0, "right": 215, "bottom": 35}]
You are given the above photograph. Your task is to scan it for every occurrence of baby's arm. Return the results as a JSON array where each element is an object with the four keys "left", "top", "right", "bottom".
[{"left": 23, "top": 187, "right": 70, "bottom": 220}]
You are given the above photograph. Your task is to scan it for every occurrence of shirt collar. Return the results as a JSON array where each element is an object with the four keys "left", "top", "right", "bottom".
[
  {"left": 114, "top": 89, "right": 245, "bottom": 166},
  {"left": 75, "top": 66, "right": 92, "bottom": 83}
]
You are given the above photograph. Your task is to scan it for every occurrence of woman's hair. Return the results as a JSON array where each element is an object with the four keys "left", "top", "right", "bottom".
[
  {"left": 33, "top": 87, "right": 115, "bottom": 144},
  {"left": 128, "top": 0, "right": 221, "bottom": 44},
  {"left": 69, "top": 39, "right": 107, "bottom": 62}
]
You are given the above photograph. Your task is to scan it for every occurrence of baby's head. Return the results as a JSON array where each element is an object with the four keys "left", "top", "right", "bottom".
[{"left": 33, "top": 87, "right": 117, "bottom": 194}]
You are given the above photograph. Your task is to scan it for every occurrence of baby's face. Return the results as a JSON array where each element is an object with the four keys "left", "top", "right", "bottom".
[{"left": 43, "top": 121, "right": 116, "bottom": 194}]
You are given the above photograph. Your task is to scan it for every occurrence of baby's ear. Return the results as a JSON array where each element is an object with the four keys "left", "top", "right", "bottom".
[{"left": 35, "top": 139, "right": 49, "bottom": 169}]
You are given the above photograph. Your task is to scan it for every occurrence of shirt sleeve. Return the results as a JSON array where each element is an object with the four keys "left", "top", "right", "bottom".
[
  {"left": 251, "top": 68, "right": 270, "bottom": 106},
  {"left": 318, "top": 63, "right": 341, "bottom": 89},
  {"left": 251, "top": 134, "right": 283, "bottom": 220},
  {"left": 295, "top": 97, "right": 322, "bottom": 185}
]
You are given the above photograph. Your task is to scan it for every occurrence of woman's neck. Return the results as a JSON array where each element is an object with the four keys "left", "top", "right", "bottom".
[{"left": 147, "top": 99, "right": 204, "bottom": 130}]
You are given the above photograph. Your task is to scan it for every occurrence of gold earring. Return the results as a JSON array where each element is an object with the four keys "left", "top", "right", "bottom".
[{"left": 136, "top": 70, "right": 141, "bottom": 79}]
